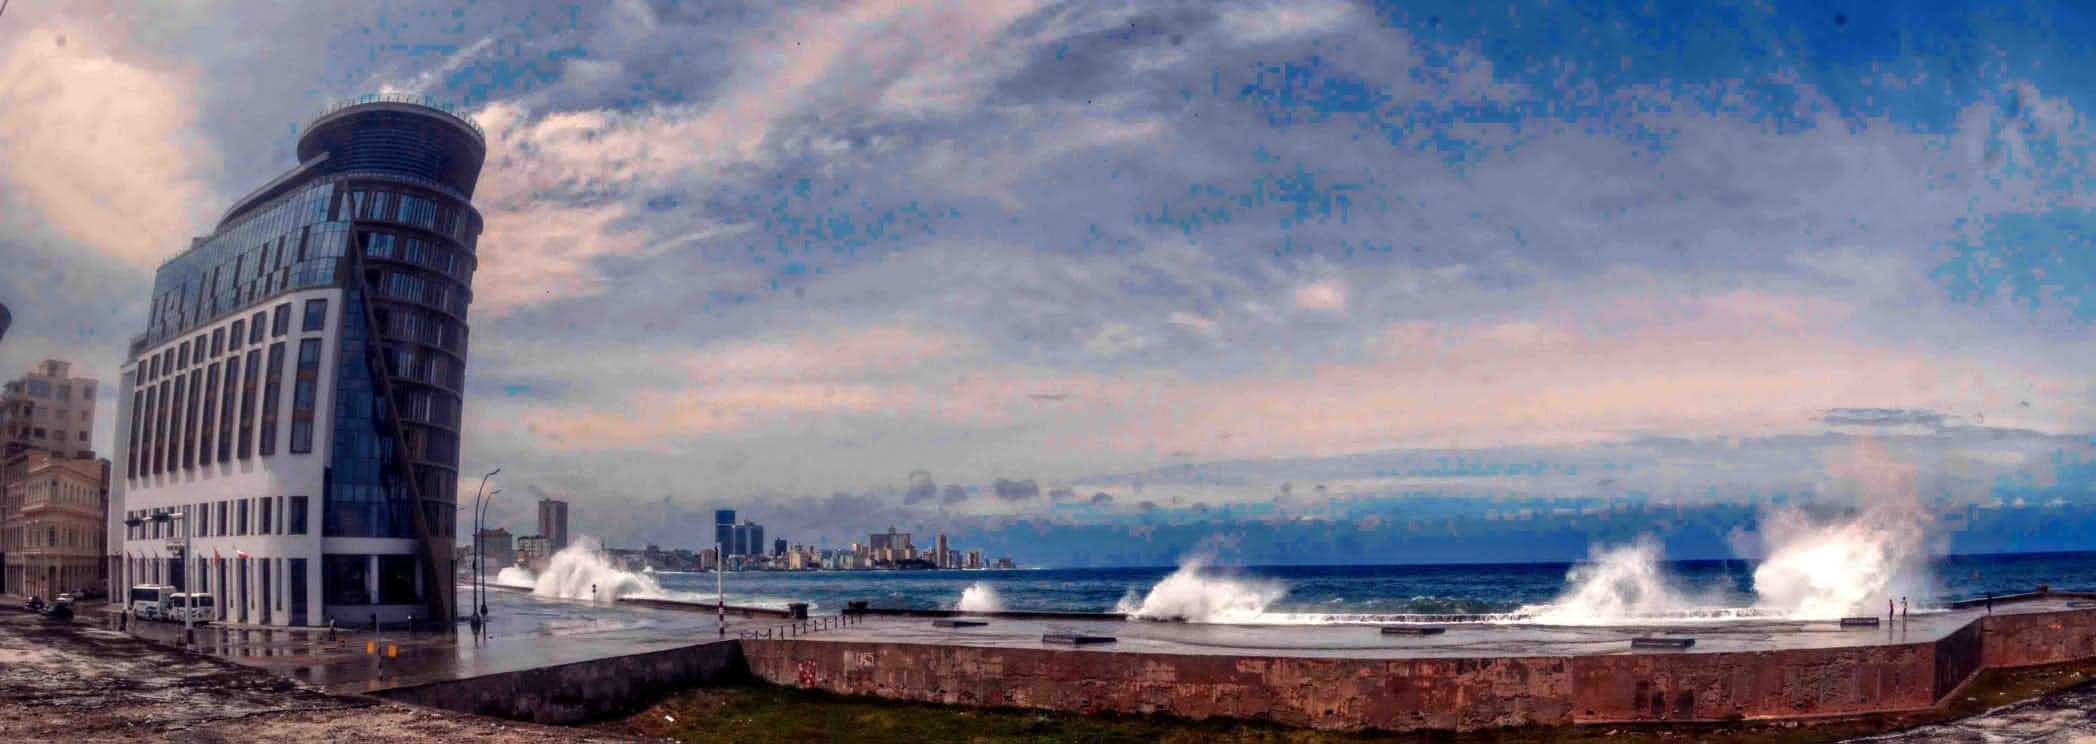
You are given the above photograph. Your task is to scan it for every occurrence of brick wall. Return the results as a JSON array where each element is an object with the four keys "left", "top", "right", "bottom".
[{"left": 744, "top": 607, "right": 2096, "bottom": 732}]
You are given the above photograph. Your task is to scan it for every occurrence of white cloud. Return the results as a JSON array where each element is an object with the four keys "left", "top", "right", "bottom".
[
  {"left": 0, "top": 24, "right": 218, "bottom": 266},
  {"left": 1220, "top": 0, "right": 1356, "bottom": 43},
  {"left": 1168, "top": 311, "right": 1220, "bottom": 337},
  {"left": 1292, "top": 278, "right": 1348, "bottom": 312},
  {"left": 462, "top": 0, "right": 1053, "bottom": 316}
]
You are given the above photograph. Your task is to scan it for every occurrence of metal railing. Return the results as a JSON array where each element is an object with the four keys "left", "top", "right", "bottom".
[
  {"left": 739, "top": 613, "right": 861, "bottom": 640},
  {"left": 311, "top": 93, "right": 485, "bottom": 140}
]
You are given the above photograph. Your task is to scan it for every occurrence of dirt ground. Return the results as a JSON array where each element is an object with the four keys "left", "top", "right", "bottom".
[{"left": 0, "top": 607, "right": 628, "bottom": 743}]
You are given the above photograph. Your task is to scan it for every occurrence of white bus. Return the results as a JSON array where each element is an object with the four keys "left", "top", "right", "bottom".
[
  {"left": 167, "top": 593, "right": 214, "bottom": 624},
  {"left": 128, "top": 584, "right": 176, "bottom": 621}
]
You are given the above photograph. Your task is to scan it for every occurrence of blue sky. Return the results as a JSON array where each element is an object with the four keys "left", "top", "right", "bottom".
[{"left": 2, "top": 1, "right": 2093, "bottom": 564}]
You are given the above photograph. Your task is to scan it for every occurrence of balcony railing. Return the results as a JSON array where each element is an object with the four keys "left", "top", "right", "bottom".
[{"left": 311, "top": 93, "right": 485, "bottom": 141}]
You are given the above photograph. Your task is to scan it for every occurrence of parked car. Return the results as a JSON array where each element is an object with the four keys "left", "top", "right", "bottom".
[
  {"left": 128, "top": 584, "right": 176, "bottom": 621},
  {"left": 43, "top": 596, "right": 74, "bottom": 621},
  {"left": 166, "top": 593, "right": 214, "bottom": 624},
  {"left": 24, "top": 596, "right": 44, "bottom": 612}
]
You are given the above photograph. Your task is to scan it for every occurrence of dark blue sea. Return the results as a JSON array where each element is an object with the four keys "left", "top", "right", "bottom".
[{"left": 605, "top": 550, "right": 2096, "bottom": 621}]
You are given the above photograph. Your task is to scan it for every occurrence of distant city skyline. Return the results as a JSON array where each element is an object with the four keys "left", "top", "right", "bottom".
[{"left": 2, "top": 2, "right": 2094, "bottom": 566}]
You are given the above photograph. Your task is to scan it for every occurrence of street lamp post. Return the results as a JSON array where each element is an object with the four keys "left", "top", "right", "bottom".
[
  {"left": 470, "top": 468, "right": 499, "bottom": 625},
  {"left": 716, "top": 515, "right": 726, "bottom": 638},
  {"left": 478, "top": 488, "right": 500, "bottom": 622},
  {"left": 144, "top": 510, "right": 193, "bottom": 643}
]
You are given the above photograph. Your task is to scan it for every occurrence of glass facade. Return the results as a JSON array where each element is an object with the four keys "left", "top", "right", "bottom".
[{"left": 146, "top": 185, "right": 342, "bottom": 346}]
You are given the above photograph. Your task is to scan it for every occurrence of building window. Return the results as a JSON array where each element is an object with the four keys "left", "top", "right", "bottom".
[
  {"left": 229, "top": 320, "right": 244, "bottom": 351},
  {"left": 238, "top": 350, "right": 259, "bottom": 459},
  {"left": 166, "top": 376, "right": 186, "bottom": 470},
  {"left": 217, "top": 359, "right": 237, "bottom": 461},
  {"left": 323, "top": 555, "right": 370, "bottom": 606},
  {"left": 302, "top": 299, "right": 327, "bottom": 332},
  {"left": 198, "top": 365, "right": 218, "bottom": 466},
  {"left": 211, "top": 329, "right": 224, "bottom": 358},
  {"left": 260, "top": 342, "right": 285, "bottom": 457},
  {"left": 216, "top": 501, "right": 228, "bottom": 537},
  {"left": 379, "top": 556, "right": 418, "bottom": 605},
  {"left": 272, "top": 303, "right": 291, "bottom": 337},
  {"left": 289, "top": 420, "right": 313, "bottom": 454},
  {"left": 183, "top": 369, "right": 202, "bottom": 469},
  {"left": 236, "top": 499, "right": 248, "bottom": 535},
  {"left": 259, "top": 497, "right": 273, "bottom": 535},
  {"left": 288, "top": 496, "right": 307, "bottom": 535}
]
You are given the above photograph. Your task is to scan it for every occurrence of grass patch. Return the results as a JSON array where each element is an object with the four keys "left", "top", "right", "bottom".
[{"left": 599, "top": 660, "right": 2096, "bottom": 744}]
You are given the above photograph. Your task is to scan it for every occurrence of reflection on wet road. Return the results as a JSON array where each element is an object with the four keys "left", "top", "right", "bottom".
[{"left": 112, "top": 586, "right": 785, "bottom": 694}]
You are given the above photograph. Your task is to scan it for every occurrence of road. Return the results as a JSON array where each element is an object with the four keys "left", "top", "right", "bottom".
[{"left": 0, "top": 607, "right": 628, "bottom": 742}]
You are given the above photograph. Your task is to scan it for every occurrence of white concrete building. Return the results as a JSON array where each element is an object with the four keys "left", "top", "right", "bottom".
[{"left": 110, "top": 98, "right": 486, "bottom": 627}]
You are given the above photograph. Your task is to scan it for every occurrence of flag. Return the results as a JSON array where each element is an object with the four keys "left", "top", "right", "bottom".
[
  {"left": 214, "top": 548, "right": 221, "bottom": 561},
  {"left": 236, "top": 550, "right": 248, "bottom": 559}
]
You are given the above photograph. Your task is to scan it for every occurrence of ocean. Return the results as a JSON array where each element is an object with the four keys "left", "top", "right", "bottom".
[{"left": 494, "top": 547, "right": 2096, "bottom": 625}]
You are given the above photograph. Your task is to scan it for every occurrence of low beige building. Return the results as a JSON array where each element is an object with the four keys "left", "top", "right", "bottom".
[{"left": 3, "top": 450, "right": 110, "bottom": 599}]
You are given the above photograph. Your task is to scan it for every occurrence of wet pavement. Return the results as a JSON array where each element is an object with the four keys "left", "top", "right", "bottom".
[
  {"left": 0, "top": 606, "right": 627, "bottom": 742},
  {"left": 816, "top": 598, "right": 2090, "bottom": 659},
  {"left": 108, "top": 585, "right": 792, "bottom": 694}
]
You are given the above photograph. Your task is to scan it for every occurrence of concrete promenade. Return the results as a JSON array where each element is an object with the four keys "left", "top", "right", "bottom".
[{"left": 0, "top": 607, "right": 626, "bottom": 742}]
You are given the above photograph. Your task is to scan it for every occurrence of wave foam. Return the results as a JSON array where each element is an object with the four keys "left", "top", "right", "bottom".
[
  {"left": 525, "top": 537, "right": 666, "bottom": 602},
  {"left": 957, "top": 582, "right": 1003, "bottom": 612},
  {"left": 1115, "top": 558, "right": 1286, "bottom": 622}
]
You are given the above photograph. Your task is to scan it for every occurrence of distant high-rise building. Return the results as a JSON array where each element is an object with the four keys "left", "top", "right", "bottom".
[
  {"left": 111, "top": 97, "right": 489, "bottom": 626},
  {"left": 476, "top": 527, "right": 514, "bottom": 571},
  {"left": 772, "top": 537, "right": 787, "bottom": 557},
  {"left": 714, "top": 509, "right": 734, "bottom": 554},
  {"left": 714, "top": 519, "right": 771, "bottom": 559},
  {"left": 0, "top": 302, "right": 10, "bottom": 345},
  {"left": 516, "top": 534, "right": 551, "bottom": 571},
  {"left": 1, "top": 359, "right": 99, "bottom": 460},
  {"left": 868, "top": 526, "right": 914, "bottom": 564},
  {"left": 538, "top": 498, "right": 569, "bottom": 552}
]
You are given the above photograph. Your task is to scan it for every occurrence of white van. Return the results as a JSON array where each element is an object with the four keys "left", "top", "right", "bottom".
[
  {"left": 167, "top": 593, "right": 214, "bottom": 624},
  {"left": 128, "top": 584, "right": 176, "bottom": 621}
]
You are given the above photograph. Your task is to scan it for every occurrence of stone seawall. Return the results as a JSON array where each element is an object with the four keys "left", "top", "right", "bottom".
[
  {"left": 372, "top": 640, "right": 745, "bottom": 724},
  {"left": 745, "top": 642, "right": 1579, "bottom": 731},
  {"left": 743, "top": 607, "right": 2096, "bottom": 733},
  {"left": 1980, "top": 607, "right": 2096, "bottom": 669}
]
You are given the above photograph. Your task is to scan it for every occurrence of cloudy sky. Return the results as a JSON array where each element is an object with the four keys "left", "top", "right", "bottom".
[{"left": 2, "top": 1, "right": 2093, "bottom": 563}]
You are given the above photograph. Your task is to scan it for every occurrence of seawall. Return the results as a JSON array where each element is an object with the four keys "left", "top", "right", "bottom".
[
  {"left": 372, "top": 639, "right": 746, "bottom": 724},
  {"left": 742, "top": 602, "right": 2096, "bottom": 732}
]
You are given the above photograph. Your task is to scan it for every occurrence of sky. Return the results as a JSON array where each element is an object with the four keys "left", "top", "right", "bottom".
[{"left": 2, "top": 1, "right": 2094, "bottom": 566}]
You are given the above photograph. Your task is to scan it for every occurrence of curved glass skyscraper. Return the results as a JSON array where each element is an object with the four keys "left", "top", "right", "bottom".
[{"left": 111, "top": 97, "right": 485, "bottom": 626}]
